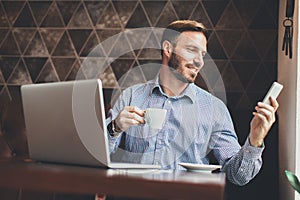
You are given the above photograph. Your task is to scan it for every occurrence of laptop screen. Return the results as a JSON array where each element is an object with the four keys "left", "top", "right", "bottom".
[{"left": 21, "top": 79, "right": 111, "bottom": 167}]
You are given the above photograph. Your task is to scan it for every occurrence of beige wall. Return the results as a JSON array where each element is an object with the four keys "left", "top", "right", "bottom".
[{"left": 278, "top": 0, "right": 300, "bottom": 200}]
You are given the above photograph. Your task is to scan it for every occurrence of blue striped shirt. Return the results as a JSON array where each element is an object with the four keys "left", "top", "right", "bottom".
[{"left": 106, "top": 77, "right": 264, "bottom": 186}]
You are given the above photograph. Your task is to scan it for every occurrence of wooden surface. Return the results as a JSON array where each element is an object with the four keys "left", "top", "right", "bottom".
[{"left": 0, "top": 158, "right": 226, "bottom": 200}]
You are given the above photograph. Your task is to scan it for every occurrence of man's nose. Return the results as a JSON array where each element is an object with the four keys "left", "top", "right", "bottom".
[{"left": 193, "top": 55, "right": 204, "bottom": 68}]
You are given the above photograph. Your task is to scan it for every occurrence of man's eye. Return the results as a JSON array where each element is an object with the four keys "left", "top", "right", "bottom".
[
  {"left": 186, "top": 47, "right": 206, "bottom": 57},
  {"left": 187, "top": 47, "right": 197, "bottom": 53}
]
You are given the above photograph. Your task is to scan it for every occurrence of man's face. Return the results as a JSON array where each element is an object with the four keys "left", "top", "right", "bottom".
[{"left": 168, "top": 31, "right": 207, "bottom": 83}]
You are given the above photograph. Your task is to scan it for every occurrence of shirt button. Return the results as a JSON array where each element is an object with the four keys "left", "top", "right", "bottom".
[
  {"left": 245, "top": 149, "right": 250, "bottom": 153},
  {"left": 168, "top": 100, "right": 171, "bottom": 104},
  {"left": 240, "top": 168, "right": 244, "bottom": 172},
  {"left": 155, "top": 161, "right": 160, "bottom": 165},
  {"left": 158, "top": 140, "right": 162, "bottom": 145}
]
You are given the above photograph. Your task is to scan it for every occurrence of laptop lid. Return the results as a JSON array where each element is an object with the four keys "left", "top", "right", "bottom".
[
  {"left": 21, "top": 79, "right": 110, "bottom": 167},
  {"left": 21, "top": 79, "right": 161, "bottom": 169}
]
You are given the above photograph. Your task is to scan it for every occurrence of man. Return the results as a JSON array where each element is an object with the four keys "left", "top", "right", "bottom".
[{"left": 105, "top": 20, "right": 279, "bottom": 186}]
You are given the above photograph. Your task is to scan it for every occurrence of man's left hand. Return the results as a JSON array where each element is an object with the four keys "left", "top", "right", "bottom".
[{"left": 249, "top": 97, "right": 279, "bottom": 147}]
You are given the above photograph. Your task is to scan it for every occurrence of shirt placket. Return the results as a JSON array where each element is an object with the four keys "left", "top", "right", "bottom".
[{"left": 153, "top": 97, "right": 172, "bottom": 166}]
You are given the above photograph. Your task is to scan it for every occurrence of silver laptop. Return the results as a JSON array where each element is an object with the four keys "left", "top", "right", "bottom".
[{"left": 21, "top": 79, "right": 160, "bottom": 169}]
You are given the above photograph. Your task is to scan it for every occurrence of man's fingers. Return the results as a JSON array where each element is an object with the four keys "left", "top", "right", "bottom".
[
  {"left": 117, "top": 106, "right": 145, "bottom": 129},
  {"left": 255, "top": 106, "right": 274, "bottom": 122},
  {"left": 253, "top": 111, "right": 269, "bottom": 122},
  {"left": 123, "top": 118, "right": 142, "bottom": 126},
  {"left": 257, "top": 102, "right": 274, "bottom": 112},
  {"left": 124, "top": 106, "right": 145, "bottom": 124},
  {"left": 127, "top": 112, "right": 145, "bottom": 124},
  {"left": 270, "top": 97, "right": 279, "bottom": 110},
  {"left": 258, "top": 97, "right": 279, "bottom": 111},
  {"left": 125, "top": 106, "right": 145, "bottom": 116}
]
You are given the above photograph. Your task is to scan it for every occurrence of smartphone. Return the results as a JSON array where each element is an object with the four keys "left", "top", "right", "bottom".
[{"left": 262, "top": 82, "right": 283, "bottom": 105}]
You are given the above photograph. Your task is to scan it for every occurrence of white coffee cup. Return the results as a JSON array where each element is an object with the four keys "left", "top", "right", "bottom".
[{"left": 144, "top": 108, "right": 167, "bottom": 129}]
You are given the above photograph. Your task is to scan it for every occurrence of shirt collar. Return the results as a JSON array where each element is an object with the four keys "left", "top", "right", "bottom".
[{"left": 149, "top": 76, "right": 196, "bottom": 104}]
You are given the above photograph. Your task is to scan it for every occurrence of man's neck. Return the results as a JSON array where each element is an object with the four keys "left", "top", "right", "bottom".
[{"left": 159, "top": 67, "right": 189, "bottom": 97}]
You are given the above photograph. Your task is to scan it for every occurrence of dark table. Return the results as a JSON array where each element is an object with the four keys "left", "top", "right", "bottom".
[{"left": 0, "top": 158, "right": 226, "bottom": 200}]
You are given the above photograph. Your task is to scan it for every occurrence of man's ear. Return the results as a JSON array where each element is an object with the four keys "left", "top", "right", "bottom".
[{"left": 162, "top": 40, "right": 173, "bottom": 58}]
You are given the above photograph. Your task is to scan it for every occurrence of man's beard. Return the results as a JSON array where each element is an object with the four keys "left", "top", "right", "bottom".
[{"left": 168, "top": 53, "right": 196, "bottom": 83}]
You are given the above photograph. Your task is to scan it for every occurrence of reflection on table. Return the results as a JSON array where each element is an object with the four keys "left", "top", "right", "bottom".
[{"left": 0, "top": 158, "right": 226, "bottom": 200}]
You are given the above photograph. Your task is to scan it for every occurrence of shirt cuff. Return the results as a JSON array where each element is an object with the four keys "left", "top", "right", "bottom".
[{"left": 242, "top": 138, "right": 264, "bottom": 160}]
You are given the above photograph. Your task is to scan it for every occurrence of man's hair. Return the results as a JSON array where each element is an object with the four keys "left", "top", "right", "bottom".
[{"left": 161, "top": 20, "right": 207, "bottom": 47}]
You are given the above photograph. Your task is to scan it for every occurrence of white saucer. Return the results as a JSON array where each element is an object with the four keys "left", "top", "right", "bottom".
[{"left": 178, "top": 162, "right": 221, "bottom": 172}]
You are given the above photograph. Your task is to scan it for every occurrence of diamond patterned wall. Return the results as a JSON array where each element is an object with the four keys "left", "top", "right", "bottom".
[
  {"left": 0, "top": 1, "right": 279, "bottom": 200},
  {"left": 0, "top": 0, "right": 278, "bottom": 102}
]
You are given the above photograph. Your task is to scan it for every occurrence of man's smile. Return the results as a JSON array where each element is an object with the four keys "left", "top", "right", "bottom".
[{"left": 186, "top": 64, "right": 200, "bottom": 74}]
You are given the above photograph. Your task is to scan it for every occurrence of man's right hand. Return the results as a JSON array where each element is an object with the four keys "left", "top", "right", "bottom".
[{"left": 114, "top": 106, "right": 146, "bottom": 132}]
